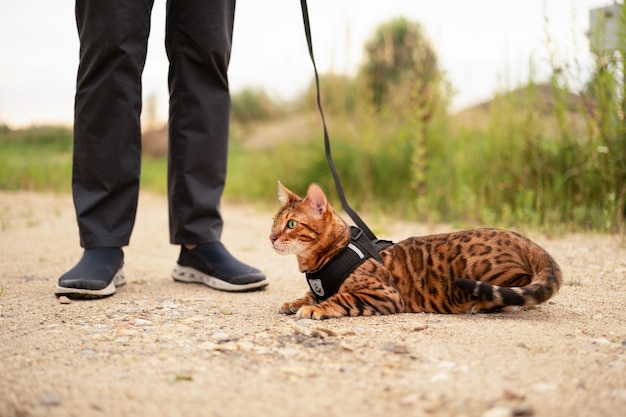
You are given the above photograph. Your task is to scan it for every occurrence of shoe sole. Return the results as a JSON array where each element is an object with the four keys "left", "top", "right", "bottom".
[
  {"left": 54, "top": 269, "right": 126, "bottom": 299},
  {"left": 172, "top": 265, "right": 268, "bottom": 292}
]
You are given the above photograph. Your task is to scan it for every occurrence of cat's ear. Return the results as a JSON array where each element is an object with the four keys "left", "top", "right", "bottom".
[
  {"left": 304, "top": 183, "right": 328, "bottom": 216},
  {"left": 277, "top": 181, "right": 300, "bottom": 204}
]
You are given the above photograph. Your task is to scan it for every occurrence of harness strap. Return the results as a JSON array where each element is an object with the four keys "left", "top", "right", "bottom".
[{"left": 299, "top": 0, "right": 378, "bottom": 242}]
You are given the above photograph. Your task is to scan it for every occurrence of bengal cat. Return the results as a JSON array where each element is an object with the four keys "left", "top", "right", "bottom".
[{"left": 270, "top": 182, "right": 562, "bottom": 320}]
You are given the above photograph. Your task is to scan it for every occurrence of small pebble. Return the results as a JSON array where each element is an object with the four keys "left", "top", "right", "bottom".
[
  {"left": 608, "top": 361, "right": 626, "bottom": 371},
  {"left": 291, "top": 325, "right": 312, "bottom": 337},
  {"left": 160, "top": 301, "right": 180, "bottom": 309},
  {"left": 58, "top": 296, "right": 71, "bottom": 305},
  {"left": 132, "top": 319, "right": 153, "bottom": 326},
  {"left": 420, "top": 393, "right": 444, "bottom": 412},
  {"left": 220, "top": 305, "right": 233, "bottom": 315},
  {"left": 339, "top": 342, "right": 355, "bottom": 352},
  {"left": 310, "top": 330, "right": 327, "bottom": 339},
  {"left": 383, "top": 344, "right": 409, "bottom": 354},
  {"left": 512, "top": 406, "right": 535, "bottom": 417},
  {"left": 198, "top": 341, "right": 219, "bottom": 351},
  {"left": 502, "top": 390, "right": 526, "bottom": 401},
  {"left": 437, "top": 361, "right": 456, "bottom": 369},
  {"left": 80, "top": 349, "right": 95, "bottom": 357},
  {"left": 611, "top": 389, "right": 626, "bottom": 401},
  {"left": 399, "top": 393, "right": 419, "bottom": 406},
  {"left": 531, "top": 383, "right": 558, "bottom": 393},
  {"left": 295, "top": 318, "right": 316, "bottom": 327},
  {"left": 215, "top": 342, "right": 239, "bottom": 351},
  {"left": 35, "top": 393, "right": 62, "bottom": 407},
  {"left": 482, "top": 407, "right": 512, "bottom": 417},
  {"left": 277, "top": 347, "right": 300, "bottom": 357},
  {"left": 237, "top": 341, "right": 255, "bottom": 352},
  {"left": 278, "top": 366, "right": 309, "bottom": 377},
  {"left": 315, "top": 327, "right": 337, "bottom": 337},
  {"left": 211, "top": 332, "right": 230, "bottom": 341}
]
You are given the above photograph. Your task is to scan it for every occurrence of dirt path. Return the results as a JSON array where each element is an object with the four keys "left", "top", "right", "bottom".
[{"left": 1, "top": 191, "right": 625, "bottom": 417}]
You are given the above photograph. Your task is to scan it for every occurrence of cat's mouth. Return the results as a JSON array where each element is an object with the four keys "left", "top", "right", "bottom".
[{"left": 271, "top": 241, "right": 296, "bottom": 256}]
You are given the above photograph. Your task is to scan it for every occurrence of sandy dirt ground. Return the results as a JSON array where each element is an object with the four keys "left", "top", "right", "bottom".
[{"left": 1, "top": 190, "right": 625, "bottom": 417}]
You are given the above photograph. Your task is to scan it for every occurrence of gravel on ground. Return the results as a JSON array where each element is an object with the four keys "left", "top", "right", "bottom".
[{"left": 1, "top": 191, "right": 625, "bottom": 417}]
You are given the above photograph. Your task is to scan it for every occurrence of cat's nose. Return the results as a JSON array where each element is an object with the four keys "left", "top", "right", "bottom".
[{"left": 269, "top": 233, "right": 277, "bottom": 244}]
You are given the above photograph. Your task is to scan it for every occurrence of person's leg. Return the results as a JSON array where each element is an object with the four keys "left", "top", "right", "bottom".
[
  {"left": 73, "top": 0, "right": 153, "bottom": 248},
  {"left": 56, "top": 0, "right": 154, "bottom": 299},
  {"left": 166, "top": 0, "right": 267, "bottom": 291},
  {"left": 166, "top": 0, "right": 233, "bottom": 244}
]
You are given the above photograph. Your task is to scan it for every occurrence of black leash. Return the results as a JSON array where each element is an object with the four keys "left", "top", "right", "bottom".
[{"left": 299, "top": 0, "right": 378, "bottom": 241}]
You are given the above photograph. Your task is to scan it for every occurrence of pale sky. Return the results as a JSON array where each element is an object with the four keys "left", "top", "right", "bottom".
[{"left": 0, "top": 0, "right": 611, "bottom": 127}]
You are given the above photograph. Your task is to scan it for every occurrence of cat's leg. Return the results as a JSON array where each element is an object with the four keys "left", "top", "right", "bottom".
[
  {"left": 279, "top": 291, "right": 317, "bottom": 315},
  {"left": 296, "top": 288, "right": 404, "bottom": 320}
]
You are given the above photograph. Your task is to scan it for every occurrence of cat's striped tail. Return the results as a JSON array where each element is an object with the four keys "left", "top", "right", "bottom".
[{"left": 454, "top": 260, "right": 562, "bottom": 307}]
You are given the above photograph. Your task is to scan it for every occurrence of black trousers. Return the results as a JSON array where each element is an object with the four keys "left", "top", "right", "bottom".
[{"left": 73, "top": 0, "right": 235, "bottom": 248}]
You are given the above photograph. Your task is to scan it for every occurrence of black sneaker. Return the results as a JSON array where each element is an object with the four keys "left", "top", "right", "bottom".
[
  {"left": 172, "top": 242, "right": 268, "bottom": 292},
  {"left": 55, "top": 247, "right": 126, "bottom": 299}
]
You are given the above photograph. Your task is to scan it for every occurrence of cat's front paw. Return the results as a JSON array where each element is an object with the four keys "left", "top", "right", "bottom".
[
  {"left": 296, "top": 305, "right": 341, "bottom": 320},
  {"left": 296, "top": 306, "right": 322, "bottom": 319},
  {"left": 278, "top": 300, "right": 305, "bottom": 315},
  {"left": 279, "top": 293, "right": 316, "bottom": 315}
]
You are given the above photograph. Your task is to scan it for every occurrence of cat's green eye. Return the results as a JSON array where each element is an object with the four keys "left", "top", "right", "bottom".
[{"left": 287, "top": 219, "right": 298, "bottom": 229}]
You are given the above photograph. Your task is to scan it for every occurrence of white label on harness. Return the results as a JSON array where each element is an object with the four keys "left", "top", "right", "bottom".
[
  {"left": 347, "top": 243, "right": 365, "bottom": 259},
  {"left": 308, "top": 278, "right": 325, "bottom": 297}
]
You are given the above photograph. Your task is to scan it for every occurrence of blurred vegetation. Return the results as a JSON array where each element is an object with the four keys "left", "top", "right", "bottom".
[
  {"left": 2, "top": 10, "right": 626, "bottom": 234},
  {"left": 0, "top": 125, "right": 167, "bottom": 195},
  {"left": 0, "top": 125, "right": 73, "bottom": 192},
  {"left": 231, "top": 87, "right": 287, "bottom": 123},
  {"left": 227, "top": 13, "right": 626, "bottom": 234}
]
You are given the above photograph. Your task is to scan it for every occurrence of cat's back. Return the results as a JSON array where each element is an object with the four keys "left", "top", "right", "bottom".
[
  {"left": 386, "top": 228, "right": 536, "bottom": 253},
  {"left": 380, "top": 227, "right": 556, "bottom": 274}
]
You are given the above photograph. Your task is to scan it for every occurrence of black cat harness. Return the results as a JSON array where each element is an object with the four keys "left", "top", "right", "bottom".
[{"left": 305, "top": 227, "right": 393, "bottom": 302}]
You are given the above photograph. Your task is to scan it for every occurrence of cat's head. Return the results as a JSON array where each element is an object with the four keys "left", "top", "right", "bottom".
[{"left": 270, "top": 182, "right": 349, "bottom": 271}]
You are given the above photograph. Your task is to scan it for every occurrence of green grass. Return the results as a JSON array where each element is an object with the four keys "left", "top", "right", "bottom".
[
  {"left": 0, "top": 126, "right": 168, "bottom": 194},
  {"left": 0, "top": 126, "right": 73, "bottom": 192},
  {"left": 140, "top": 158, "right": 168, "bottom": 194},
  {"left": 4, "top": 89, "right": 623, "bottom": 234}
]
